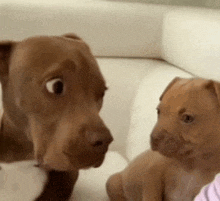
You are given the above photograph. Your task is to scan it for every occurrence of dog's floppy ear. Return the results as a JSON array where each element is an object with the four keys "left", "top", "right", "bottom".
[
  {"left": 159, "top": 77, "right": 181, "bottom": 101},
  {"left": 204, "top": 80, "right": 220, "bottom": 104},
  {"left": 0, "top": 41, "right": 15, "bottom": 81},
  {"left": 62, "top": 33, "right": 82, "bottom": 40}
]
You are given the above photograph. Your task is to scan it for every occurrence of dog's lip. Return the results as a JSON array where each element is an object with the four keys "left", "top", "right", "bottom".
[
  {"left": 93, "top": 154, "right": 105, "bottom": 168},
  {"left": 150, "top": 138, "right": 159, "bottom": 151},
  {"left": 63, "top": 150, "right": 106, "bottom": 168},
  {"left": 93, "top": 159, "right": 104, "bottom": 168}
]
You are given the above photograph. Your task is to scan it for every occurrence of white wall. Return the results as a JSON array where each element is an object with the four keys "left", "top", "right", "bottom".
[
  {"left": 1, "top": 0, "right": 220, "bottom": 8},
  {"left": 108, "top": 0, "right": 220, "bottom": 8}
]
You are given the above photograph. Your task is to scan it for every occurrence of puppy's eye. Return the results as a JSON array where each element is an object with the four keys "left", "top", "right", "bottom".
[
  {"left": 182, "top": 114, "right": 194, "bottom": 124},
  {"left": 46, "top": 78, "right": 64, "bottom": 95}
]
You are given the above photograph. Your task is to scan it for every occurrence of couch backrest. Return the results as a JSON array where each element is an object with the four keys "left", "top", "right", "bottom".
[
  {"left": 0, "top": 1, "right": 172, "bottom": 58},
  {"left": 162, "top": 8, "right": 220, "bottom": 80}
]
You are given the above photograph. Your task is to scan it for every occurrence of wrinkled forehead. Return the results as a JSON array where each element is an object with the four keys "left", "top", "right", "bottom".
[
  {"left": 9, "top": 36, "right": 103, "bottom": 81},
  {"left": 161, "top": 79, "right": 219, "bottom": 111}
]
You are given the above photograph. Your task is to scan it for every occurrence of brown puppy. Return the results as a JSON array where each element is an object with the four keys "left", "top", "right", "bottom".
[
  {"left": 107, "top": 77, "right": 220, "bottom": 201},
  {"left": 0, "top": 33, "right": 113, "bottom": 200}
]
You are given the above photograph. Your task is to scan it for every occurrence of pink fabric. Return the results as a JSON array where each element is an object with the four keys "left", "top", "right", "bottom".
[{"left": 194, "top": 174, "right": 220, "bottom": 201}]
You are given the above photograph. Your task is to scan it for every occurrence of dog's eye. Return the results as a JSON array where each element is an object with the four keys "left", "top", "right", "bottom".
[
  {"left": 46, "top": 78, "right": 64, "bottom": 95},
  {"left": 182, "top": 114, "right": 194, "bottom": 124}
]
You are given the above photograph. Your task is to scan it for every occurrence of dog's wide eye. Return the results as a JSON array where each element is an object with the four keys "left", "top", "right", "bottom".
[
  {"left": 182, "top": 114, "right": 194, "bottom": 124},
  {"left": 46, "top": 78, "right": 64, "bottom": 95}
]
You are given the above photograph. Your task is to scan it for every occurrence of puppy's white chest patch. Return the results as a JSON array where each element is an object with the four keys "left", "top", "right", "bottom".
[{"left": 166, "top": 170, "right": 203, "bottom": 201}]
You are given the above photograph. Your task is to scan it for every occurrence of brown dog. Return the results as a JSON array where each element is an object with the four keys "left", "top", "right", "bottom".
[
  {"left": 107, "top": 77, "right": 220, "bottom": 201},
  {"left": 0, "top": 33, "right": 113, "bottom": 200}
]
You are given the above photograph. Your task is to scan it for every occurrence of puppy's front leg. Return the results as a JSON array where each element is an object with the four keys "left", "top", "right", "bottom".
[{"left": 35, "top": 170, "right": 78, "bottom": 201}]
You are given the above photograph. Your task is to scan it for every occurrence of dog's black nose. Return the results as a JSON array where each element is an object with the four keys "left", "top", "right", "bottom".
[{"left": 85, "top": 127, "right": 113, "bottom": 153}]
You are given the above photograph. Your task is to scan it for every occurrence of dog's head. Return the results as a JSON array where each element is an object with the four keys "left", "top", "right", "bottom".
[
  {"left": 0, "top": 34, "right": 113, "bottom": 171},
  {"left": 151, "top": 77, "right": 220, "bottom": 163}
]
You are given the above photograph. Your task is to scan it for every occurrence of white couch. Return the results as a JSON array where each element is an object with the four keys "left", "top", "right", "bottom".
[{"left": 0, "top": 1, "right": 220, "bottom": 200}]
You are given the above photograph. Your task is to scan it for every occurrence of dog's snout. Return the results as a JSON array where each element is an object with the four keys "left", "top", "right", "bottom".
[
  {"left": 151, "top": 129, "right": 165, "bottom": 151},
  {"left": 151, "top": 133, "right": 165, "bottom": 143},
  {"left": 85, "top": 127, "right": 113, "bottom": 152}
]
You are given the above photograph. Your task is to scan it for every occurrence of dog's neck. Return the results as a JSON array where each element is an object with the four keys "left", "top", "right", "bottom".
[
  {"left": 0, "top": 112, "right": 34, "bottom": 162},
  {"left": 176, "top": 150, "right": 220, "bottom": 174},
  {"left": 196, "top": 150, "right": 220, "bottom": 173}
]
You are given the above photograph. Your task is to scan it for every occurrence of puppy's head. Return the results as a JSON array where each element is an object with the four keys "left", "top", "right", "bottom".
[
  {"left": 151, "top": 77, "right": 220, "bottom": 163},
  {"left": 0, "top": 34, "right": 113, "bottom": 171}
]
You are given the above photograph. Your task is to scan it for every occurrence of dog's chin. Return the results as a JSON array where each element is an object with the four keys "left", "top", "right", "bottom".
[
  {"left": 70, "top": 152, "right": 106, "bottom": 170},
  {"left": 93, "top": 156, "right": 105, "bottom": 168},
  {"left": 38, "top": 149, "right": 107, "bottom": 171},
  {"left": 151, "top": 140, "right": 180, "bottom": 159},
  {"left": 151, "top": 134, "right": 193, "bottom": 159},
  {"left": 82, "top": 154, "right": 106, "bottom": 169},
  {"left": 152, "top": 143, "right": 195, "bottom": 163},
  {"left": 151, "top": 139, "right": 160, "bottom": 152}
]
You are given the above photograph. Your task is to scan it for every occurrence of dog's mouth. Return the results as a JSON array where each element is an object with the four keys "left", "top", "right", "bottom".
[
  {"left": 152, "top": 138, "right": 181, "bottom": 157},
  {"left": 63, "top": 149, "right": 107, "bottom": 169},
  {"left": 151, "top": 134, "right": 195, "bottom": 160},
  {"left": 37, "top": 150, "right": 106, "bottom": 171},
  {"left": 34, "top": 130, "right": 111, "bottom": 171},
  {"left": 150, "top": 134, "right": 164, "bottom": 151},
  {"left": 93, "top": 155, "right": 105, "bottom": 168}
]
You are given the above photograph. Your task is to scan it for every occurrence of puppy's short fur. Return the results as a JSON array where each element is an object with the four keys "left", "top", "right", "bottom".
[
  {"left": 107, "top": 77, "right": 220, "bottom": 201},
  {"left": 0, "top": 33, "right": 113, "bottom": 200}
]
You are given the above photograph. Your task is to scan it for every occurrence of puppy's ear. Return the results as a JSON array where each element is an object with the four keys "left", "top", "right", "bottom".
[
  {"left": 0, "top": 41, "right": 15, "bottom": 81},
  {"left": 159, "top": 77, "right": 181, "bottom": 101},
  {"left": 62, "top": 33, "right": 82, "bottom": 40},
  {"left": 204, "top": 80, "right": 220, "bottom": 104}
]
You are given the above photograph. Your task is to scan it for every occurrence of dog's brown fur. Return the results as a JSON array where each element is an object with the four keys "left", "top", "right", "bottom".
[
  {"left": 0, "top": 33, "right": 113, "bottom": 200},
  {"left": 107, "top": 77, "right": 220, "bottom": 201}
]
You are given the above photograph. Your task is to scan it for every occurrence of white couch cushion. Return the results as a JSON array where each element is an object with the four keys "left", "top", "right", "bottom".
[
  {"left": 0, "top": 1, "right": 171, "bottom": 58},
  {"left": 0, "top": 161, "right": 46, "bottom": 201},
  {"left": 0, "top": 151, "right": 127, "bottom": 201},
  {"left": 72, "top": 151, "right": 127, "bottom": 201},
  {"left": 126, "top": 65, "right": 193, "bottom": 161},
  {"left": 162, "top": 8, "right": 220, "bottom": 80}
]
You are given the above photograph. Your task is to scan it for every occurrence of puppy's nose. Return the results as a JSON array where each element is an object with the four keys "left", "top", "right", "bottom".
[
  {"left": 150, "top": 131, "right": 165, "bottom": 150},
  {"left": 85, "top": 127, "right": 113, "bottom": 153}
]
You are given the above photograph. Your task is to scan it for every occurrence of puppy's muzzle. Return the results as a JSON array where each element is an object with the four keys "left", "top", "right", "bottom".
[{"left": 150, "top": 128, "right": 165, "bottom": 151}]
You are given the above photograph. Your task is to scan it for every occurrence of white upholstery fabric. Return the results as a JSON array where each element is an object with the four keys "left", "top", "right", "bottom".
[
  {"left": 0, "top": 161, "right": 46, "bottom": 201},
  {"left": 162, "top": 8, "right": 220, "bottom": 80},
  {"left": 0, "top": 1, "right": 171, "bottom": 58},
  {"left": 72, "top": 151, "right": 127, "bottom": 201},
  {"left": 0, "top": 151, "right": 127, "bottom": 201}
]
